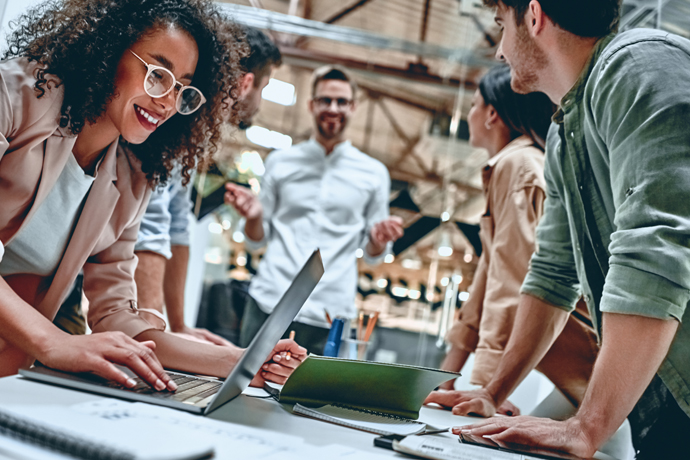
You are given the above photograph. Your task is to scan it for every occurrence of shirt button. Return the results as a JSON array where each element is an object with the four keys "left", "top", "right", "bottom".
[
  {"left": 584, "top": 295, "right": 591, "bottom": 303},
  {"left": 570, "top": 132, "right": 575, "bottom": 138}
]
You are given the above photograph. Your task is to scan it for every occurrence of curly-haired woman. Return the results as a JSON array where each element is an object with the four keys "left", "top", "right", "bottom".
[{"left": 0, "top": 0, "right": 305, "bottom": 390}]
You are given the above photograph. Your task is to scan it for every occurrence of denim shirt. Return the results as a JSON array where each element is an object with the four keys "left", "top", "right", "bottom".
[
  {"left": 134, "top": 169, "right": 192, "bottom": 259},
  {"left": 521, "top": 29, "right": 690, "bottom": 417}
]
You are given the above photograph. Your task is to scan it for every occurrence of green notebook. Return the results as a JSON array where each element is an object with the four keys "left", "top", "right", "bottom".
[{"left": 278, "top": 355, "right": 459, "bottom": 419}]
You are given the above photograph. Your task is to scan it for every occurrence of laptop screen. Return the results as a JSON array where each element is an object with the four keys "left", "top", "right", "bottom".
[{"left": 204, "top": 249, "right": 324, "bottom": 414}]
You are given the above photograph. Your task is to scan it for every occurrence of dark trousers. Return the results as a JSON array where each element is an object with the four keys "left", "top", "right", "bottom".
[
  {"left": 628, "top": 375, "right": 690, "bottom": 459},
  {"left": 239, "top": 297, "right": 329, "bottom": 355}
]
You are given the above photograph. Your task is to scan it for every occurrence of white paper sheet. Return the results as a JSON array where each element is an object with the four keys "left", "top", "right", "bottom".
[
  {"left": 71, "top": 399, "right": 392, "bottom": 459},
  {"left": 395, "top": 436, "right": 523, "bottom": 460},
  {"left": 1, "top": 404, "right": 214, "bottom": 460}
]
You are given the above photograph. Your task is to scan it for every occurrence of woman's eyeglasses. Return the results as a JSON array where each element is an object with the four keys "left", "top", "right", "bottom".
[
  {"left": 130, "top": 51, "right": 206, "bottom": 115},
  {"left": 313, "top": 97, "right": 353, "bottom": 110}
]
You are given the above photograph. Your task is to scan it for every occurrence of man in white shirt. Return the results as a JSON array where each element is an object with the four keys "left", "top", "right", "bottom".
[{"left": 226, "top": 66, "right": 403, "bottom": 353}]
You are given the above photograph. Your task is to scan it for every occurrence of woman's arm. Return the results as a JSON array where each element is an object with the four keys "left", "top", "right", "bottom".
[
  {"left": 136, "top": 330, "right": 306, "bottom": 383},
  {"left": 0, "top": 276, "right": 174, "bottom": 390}
]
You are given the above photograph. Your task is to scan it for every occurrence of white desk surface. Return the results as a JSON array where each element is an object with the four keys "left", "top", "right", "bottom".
[{"left": 0, "top": 374, "right": 478, "bottom": 458}]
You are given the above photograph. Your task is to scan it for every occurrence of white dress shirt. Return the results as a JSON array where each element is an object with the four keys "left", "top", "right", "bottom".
[{"left": 246, "top": 138, "right": 391, "bottom": 328}]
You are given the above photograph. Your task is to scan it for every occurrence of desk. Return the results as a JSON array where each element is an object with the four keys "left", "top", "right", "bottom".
[
  {"left": 0, "top": 375, "right": 476, "bottom": 458},
  {"left": 0, "top": 375, "right": 623, "bottom": 460}
]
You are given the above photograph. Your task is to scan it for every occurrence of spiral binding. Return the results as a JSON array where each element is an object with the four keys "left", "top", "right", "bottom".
[
  {"left": 331, "top": 403, "right": 415, "bottom": 422},
  {"left": 0, "top": 410, "right": 135, "bottom": 460}
]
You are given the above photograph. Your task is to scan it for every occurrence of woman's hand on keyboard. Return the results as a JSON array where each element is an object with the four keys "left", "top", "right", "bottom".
[
  {"left": 249, "top": 339, "right": 307, "bottom": 386},
  {"left": 41, "top": 331, "right": 177, "bottom": 392}
]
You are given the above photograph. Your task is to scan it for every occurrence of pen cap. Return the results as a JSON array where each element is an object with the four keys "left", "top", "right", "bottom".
[{"left": 322, "top": 318, "right": 344, "bottom": 357}]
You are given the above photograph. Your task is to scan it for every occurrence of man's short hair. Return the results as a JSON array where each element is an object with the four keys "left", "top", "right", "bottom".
[
  {"left": 483, "top": 0, "right": 621, "bottom": 38},
  {"left": 310, "top": 65, "right": 358, "bottom": 98},
  {"left": 240, "top": 27, "right": 282, "bottom": 86}
]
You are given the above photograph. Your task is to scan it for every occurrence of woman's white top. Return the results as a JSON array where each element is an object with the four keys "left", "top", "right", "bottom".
[{"left": 0, "top": 153, "right": 95, "bottom": 276}]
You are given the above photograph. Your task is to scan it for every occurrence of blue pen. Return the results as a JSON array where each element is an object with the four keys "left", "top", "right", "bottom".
[{"left": 322, "top": 317, "right": 344, "bottom": 357}]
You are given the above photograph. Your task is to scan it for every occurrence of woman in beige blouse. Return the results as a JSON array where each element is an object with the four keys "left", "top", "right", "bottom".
[
  {"left": 428, "top": 66, "right": 597, "bottom": 415},
  {"left": 0, "top": 0, "right": 304, "bottom": 390}
]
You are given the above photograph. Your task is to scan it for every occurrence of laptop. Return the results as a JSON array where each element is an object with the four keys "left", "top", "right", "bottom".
[{"left": 19, "top": 249, "right": 324, "bottom": 416}]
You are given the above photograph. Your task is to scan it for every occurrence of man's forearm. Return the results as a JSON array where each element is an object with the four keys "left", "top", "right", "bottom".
[
  {"left": 244, "top": 216, "right": 265, "bottom": 242},
  {"left": 574, "top": 313, "right": 678, "bottom": 452},
  {"left": 366, "top": 239, "right": 386, "bottom": 257},
  {"left": 441, "top": 345, "right": 471, "bottom": 373},
  {"left": 134, "top": 251, "right": 167, "bottom": 313},
  {"left": 439, "top": 346, "right": 470, "bottom": 389},
  {"left": 485, "top": 294, "right": 569, "bottom": 405},
  {"left": 164, "top": 245, "right": 189, "bottom": 331}
]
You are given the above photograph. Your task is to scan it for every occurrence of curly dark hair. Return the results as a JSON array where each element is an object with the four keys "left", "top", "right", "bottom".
[{"left": 3, "top": 0, "right": 248, "bottom": 186}]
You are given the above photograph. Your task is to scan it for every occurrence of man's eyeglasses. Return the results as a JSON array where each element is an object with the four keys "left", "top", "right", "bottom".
[
  {"left": 130, "top": 51, "right": 206, "bottom": 115},
  {"left": 313, "top": 97, "right": 353, "bottom": 110}
]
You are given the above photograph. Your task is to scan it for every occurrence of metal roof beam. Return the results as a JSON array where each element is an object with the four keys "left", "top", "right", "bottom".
[
  {"left": 323, "top": 0, "right": 374, "bottom": 24},
  {"left": 217, "top": 2, "right": 494, "bottom": 66},
  {"left": 280, "top": 45, "right": 479, "bottom": 88}
]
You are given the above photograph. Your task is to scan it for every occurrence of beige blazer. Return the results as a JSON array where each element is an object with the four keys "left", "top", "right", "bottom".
[
  {"left": 0, "top": 58, "right": 165, "bottom": 375},
  {"left": 446, "top": 136, "right": 598, "bottom": 406}
]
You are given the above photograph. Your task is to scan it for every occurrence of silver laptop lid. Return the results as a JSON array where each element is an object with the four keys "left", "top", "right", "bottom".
[{"left": 204, "top": 249, "right": 324, "bottom": 414}]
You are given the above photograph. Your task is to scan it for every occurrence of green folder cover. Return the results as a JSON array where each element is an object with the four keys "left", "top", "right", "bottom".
[{"left": 279, "top": 355, "right": 459, "bottom": 419}]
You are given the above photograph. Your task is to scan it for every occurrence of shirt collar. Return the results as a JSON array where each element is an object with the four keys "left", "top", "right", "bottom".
[
  {"left": 307, "top": 137, "right": 352, "bottom": 157},
  {"left": 486, "top": 135, "right": 535, "bottom": 168},
  {"left": 553, "top": 33, "right": 617, "bottom": 124}
]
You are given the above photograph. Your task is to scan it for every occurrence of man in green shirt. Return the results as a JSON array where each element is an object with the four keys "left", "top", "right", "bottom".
[{"left": 425, "top": 1, "right": 690, "bottom": 458}]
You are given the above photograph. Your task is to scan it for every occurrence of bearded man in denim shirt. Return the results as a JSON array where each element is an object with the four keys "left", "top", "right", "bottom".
[{"left": 429, "top": 1, "right": 690, "bottom": 458}]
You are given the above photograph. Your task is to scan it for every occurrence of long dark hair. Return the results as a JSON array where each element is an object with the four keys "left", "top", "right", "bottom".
[
  {"left": 3, "top": 0, "right": 247, "bottom": 186},
  {"left": 479, "top": 65, "right": 555, "bottom": 149}
]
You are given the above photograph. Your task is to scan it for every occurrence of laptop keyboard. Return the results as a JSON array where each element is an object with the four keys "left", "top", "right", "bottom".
[{"left": 109, "top": 371, "right": 223, "bottom": 405}]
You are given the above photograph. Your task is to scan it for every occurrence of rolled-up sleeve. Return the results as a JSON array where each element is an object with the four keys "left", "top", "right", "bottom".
[
  {"left": 521, "top": 137, "right": 581, "bottom": 311},
  {"left": 473, "top": 184, "right": 545, "bottom": 383},
  {"left": 361, "top": 163, "right": 391, "bottom": 265},
  {"left": 134, "top": 185, "right": 173, "bottom": 259},
  {"left": 590, "top": 40, "right": 690, "bottom": 321},
  {"left": 167, "top": 182, "right": 192, "bottom": 247},
  {"left": 446, "top": 253, "right": 486, "bottom": 353},
  {"left": 85, "top": 188, "right": 167, "bottom": 337}
]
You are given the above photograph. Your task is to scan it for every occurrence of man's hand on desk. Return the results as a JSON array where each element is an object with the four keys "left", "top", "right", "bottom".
[
  {"left": 424, "top": 388, "right": 504, "bottom": 417},
  {"left": 170, "top": 324, "right": 233, "bottom": 346},
  {"left": 249, "top": 339, "right": 307, "bottom": 387},
  {"left": 454, "top": 415, "right": 595, "bottom": 459},
  {"left": 40, "top": 332, "right": 177, "bottom": 392}
]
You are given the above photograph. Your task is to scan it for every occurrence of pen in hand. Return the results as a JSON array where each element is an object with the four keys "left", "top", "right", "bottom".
[{"left": 284, "top": 330, "right": 296, "bottom": 361}]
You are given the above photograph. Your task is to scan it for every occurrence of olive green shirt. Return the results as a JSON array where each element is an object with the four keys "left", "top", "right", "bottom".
[{"left": 521, "top": 29, "right": 690, "bottom": 418}]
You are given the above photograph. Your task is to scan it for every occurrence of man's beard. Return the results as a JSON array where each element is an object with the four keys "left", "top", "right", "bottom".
[
  {"left": 237, "top": 99, "right": 258, "bottom": 130},
  {"left": 510, "top": 25, "right": 548, "bottom": 94},
  {"left": 316, "top": 115, "right": 347, "bottom": 139}
]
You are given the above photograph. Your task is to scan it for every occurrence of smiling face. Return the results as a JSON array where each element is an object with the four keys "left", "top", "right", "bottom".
[
  {"left": 494, "top": 3, "right": 548, "bottom": 95},
  {"left": 309, "top": 79, "right": 355, "bottom": 141},
  {"left": 105, "top": 25, "right": 199, "bottom": 144}
]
